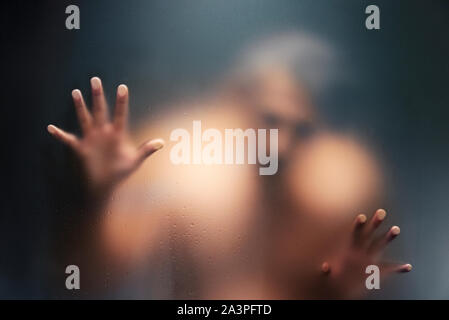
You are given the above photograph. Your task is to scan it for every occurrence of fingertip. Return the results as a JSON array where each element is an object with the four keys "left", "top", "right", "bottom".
[
  {"left": 376, "top": 209, "right": 387, "bottom": 221},
  {"left": 395, "top": 263, "right": 412, "bottom": 273},
  {"left": 357, "top": 214, "right": 367, "bottom": 224},
  {"left": 151, "top": 138, "right": 165, "bottom": 151},
  {"left": 47, "top": 124, "right": 56, "bottom": 134},
  {"left": 71, "top": 89, "right": 82, "bottom": 101},
  {"left": 391, "top": 226, "right": 401, "bottom": 236},
  {"left": 137, "top": 139, "right": 165, "bottom": 165},
  {"left": 117, "top": 84, "right": 128, "bottom": 98},
  {"left": 90, "top": 77, "right": 102, "bottom": 92}
]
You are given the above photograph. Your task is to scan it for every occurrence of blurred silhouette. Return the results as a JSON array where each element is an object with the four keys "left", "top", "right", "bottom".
[{"left": 49, "top": 32, "right": 411, "bottom": 299}]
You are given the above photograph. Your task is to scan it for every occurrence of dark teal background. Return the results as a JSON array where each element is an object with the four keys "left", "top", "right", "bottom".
[{"left": 2, "top": 0, "right": 449, "bottom": 298}]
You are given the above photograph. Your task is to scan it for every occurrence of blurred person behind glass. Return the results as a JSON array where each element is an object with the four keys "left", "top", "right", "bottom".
[{"left": 49, "top": 32, "right": 411, "bottom": 299}]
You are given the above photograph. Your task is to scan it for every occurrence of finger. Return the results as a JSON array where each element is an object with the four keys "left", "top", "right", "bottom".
[
  {"left": 47, "top": 124, "right": 79, "bottom": 150},
  {"left": 382, "top": 263, "right": 412, "bottom": 274},
  {"left": 394, "top": 263, "right": 413, "bottom": 273},
  {"left": 369, "top": 226, "right": 401, "bottom": 254},
  {"left": 352, "top": 214, "right": 367, "bottom": 247},
  {"left": 376, "top": 263, "right": 412, "bottom": 283},
  {"left": 90, "top": 77, "right": 109, "bottom": 126},
  {"left": 135, "top": 138, "right": 165, "bottom": 167},
  {"left": 321, "top": 262, "right": 331, "bottom": 275},
  {"left": 364, "top": 209, "right": 387, "bottom": 238},
  {"left": 113, "top": 84, "right": 128, "bottom": 131},
  {"left": 72, "top": 89, "right": 92, "bottom": 134}
]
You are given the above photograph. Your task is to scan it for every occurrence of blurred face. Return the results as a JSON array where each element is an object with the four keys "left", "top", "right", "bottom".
[{"left": 244, "top": 67, "right": 316, "bottom": 165}]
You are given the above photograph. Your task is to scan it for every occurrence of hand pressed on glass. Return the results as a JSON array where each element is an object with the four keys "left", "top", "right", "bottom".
[
  {"left": 319, "top": 209, "right": 411, "bottom": 298},
  {"left": 47, "top": 77, "right": 164, "bottom": 196}
]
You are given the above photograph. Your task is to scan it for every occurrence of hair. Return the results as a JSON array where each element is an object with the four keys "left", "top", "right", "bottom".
[{"left": 230, "top": 31, "right": 338, "bottom": 96}]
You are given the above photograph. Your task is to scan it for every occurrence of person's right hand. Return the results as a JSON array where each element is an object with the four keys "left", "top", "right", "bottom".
[{"left": 48, "top": 77, "right": 164, "bottom": 197}]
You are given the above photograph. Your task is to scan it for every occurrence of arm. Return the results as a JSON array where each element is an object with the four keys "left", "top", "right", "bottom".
[{"left": 47, "top": 77, "right": 164, "bottom": 293}]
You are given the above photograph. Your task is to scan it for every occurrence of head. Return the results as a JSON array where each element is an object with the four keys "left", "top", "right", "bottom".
[{"left": 227, "top": 32, "right": 337, "bottom": 164}]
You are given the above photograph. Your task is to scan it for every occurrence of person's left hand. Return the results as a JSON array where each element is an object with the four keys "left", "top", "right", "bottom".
[{"left": 318, "top": 209, "right": 412, "bottom": 299}]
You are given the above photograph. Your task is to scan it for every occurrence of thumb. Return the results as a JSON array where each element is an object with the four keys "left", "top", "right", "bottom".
[{"left": 136, "top": 138, "right": 165, "bottom": 167}]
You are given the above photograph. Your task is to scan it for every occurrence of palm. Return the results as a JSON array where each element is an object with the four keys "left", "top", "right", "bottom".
[{"left": 78, "top": 125, "right": 140, "bottom": 191}]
